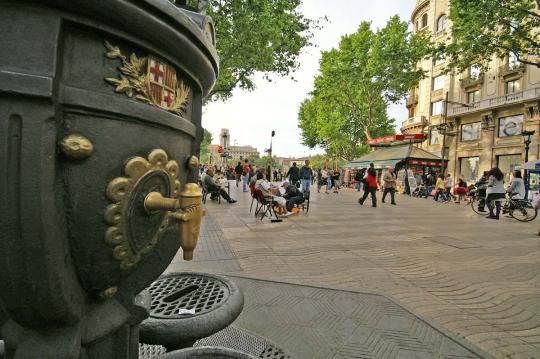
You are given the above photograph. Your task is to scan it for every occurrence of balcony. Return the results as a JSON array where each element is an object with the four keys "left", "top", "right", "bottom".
[
  {"left": 401, "top": 115, "right": 427, "bottom": 131},
  {"left": 406, "top": 93, "right": 419, "bottom": 107},
  {"left": 449, "top": 87, "right": 540, "bottom": 116},
  {"left": 460, "top": 73, "right": 484, "bottom": 88},
  {"left": 499, "top": 63, "right": 526, "bottom": 77}
]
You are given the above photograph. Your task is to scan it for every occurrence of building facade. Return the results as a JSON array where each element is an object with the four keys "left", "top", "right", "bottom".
[
  {"left": 402, "top": 0, "right": 540, "bottom": 184},
  {"left": 207, "top": 128, "right": 260, "bottom": 165}
]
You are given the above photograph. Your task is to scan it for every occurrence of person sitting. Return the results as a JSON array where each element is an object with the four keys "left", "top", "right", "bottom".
[
  {"left": 454, "top": 178, "right": 468, "bottom": 203},
  {"left": 281, "top": 181, "right": 304, "bottom": 212},
  {"left": 203, "top": 168, "right": 236, "bottom": 204},
  {"left": 254, "top": 171, "right": 290, "bottom": 215}
]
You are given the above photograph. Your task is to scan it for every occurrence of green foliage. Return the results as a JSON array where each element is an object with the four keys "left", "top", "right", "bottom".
[
  {"left": 298, "top": 17, "right": 430, "bottom": 161},
  {"left": 253, "top": 156, "right": 282, "bottom": 170},
  {"left": 441, "top": 0, "right": 540, "bottom": 72},
  {"left": 202, "top": 0, "right": 321, "bottom": 102},
  {"left": 199, "top": 128, "right": 213, "bottom": 164}
]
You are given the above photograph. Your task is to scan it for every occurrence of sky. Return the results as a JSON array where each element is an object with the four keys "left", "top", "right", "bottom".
[{"left": 203, "top": 0, "right": 416, "bottom": 158}]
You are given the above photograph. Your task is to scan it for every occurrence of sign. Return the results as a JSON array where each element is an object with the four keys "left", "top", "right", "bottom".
[
  {"left": 217, "top": 145, "right": 223, "bottom": 153},
  {"left": 407, "top": 169, "right": 417, "bottom": 194},
  {"left": 396, "top": 169, "right": 406, "bottom": 191},
  {"left": 408, "top": 159, "right": 447, "bottom": 167},
  {"left": 368, "top": 134, "right": 426, "bottom": 145}
]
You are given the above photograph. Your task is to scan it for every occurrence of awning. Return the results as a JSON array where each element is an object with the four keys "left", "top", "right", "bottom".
[
  {"left": 344, "top": 144, "right": 446, "bottom": 170},
  {"left": 368, "top": 134, "right": 426, "bottom": 147}
]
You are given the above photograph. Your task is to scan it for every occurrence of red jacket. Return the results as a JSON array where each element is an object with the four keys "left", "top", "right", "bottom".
[{"left": 366, "top": 174, "right": 378, "bottom": 189}]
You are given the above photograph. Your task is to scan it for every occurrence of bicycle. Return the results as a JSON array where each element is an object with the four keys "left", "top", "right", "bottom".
[{"left": 502, "top": 193, "right": 538, "bottom": 222}]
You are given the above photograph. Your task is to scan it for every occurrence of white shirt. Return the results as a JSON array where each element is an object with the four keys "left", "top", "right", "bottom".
[{"left": 507, "top": 177, "right": 525, "bottom": 199}]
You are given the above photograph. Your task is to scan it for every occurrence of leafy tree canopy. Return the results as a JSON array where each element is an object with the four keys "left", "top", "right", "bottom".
[
  {"left": 298, "top": 17, "right": 430, "bottom": 161},
  {"left": 199, "top": 128, "right": 213, "bottom": 164},
  {"left": 441, "top": 0, "right": 540, "bottom": 71},
  {"left": 171, "top": 0, "right": 322, "bottom": 102}
]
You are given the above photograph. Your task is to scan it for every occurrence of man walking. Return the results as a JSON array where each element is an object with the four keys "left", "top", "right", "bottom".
[
  {"left": 300, "top": 160, "right": 313, "bottom": 194},
  {"left": 382, "top": 167, "right": 397, "bottom": 205},
  {"left": 286, "top": 162, "right": 300, "bottom": 188},
  {"left": 234, "top": 161, "right": 243, "bottom": 187}
]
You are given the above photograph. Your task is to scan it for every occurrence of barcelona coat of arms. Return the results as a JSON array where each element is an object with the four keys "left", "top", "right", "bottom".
[{"left": 104, "top": 41, "right": 190, "bottom": 114}]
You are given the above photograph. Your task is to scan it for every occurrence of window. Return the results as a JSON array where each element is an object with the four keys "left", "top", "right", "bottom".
[
  {"left": 432, "top": 75, "right": 444, "bottom": 91},
  {"left": 506, "top": 79, "right": 520, "bottom": 94},
  {"left": 437, "top": 14, "right": 447, "bottom": 32},
  {"left": 508, "top": 53, "right": 520, "bottom": 69},
  {"left": 434, "top": 55, "right": 445, "bottom": 66},
  {"left": 461, "top": 122, "right": 481, "bottom": 141},
  {"left": 469, "top": 64, "right": 481, "bottom": 79},
  {"left": 498, "top": 114, "right": 523, "bottom": 137},
  {"left": 497, "top": 154, "right": 522, "bottom": 182},
  {"left": 421, "top": 13, "right": 428, "bottom": 28},
  {"left": 431, "top": 100, "right": 443, "bottom": 116},
  {"left": 430, "top": 127, "right": 440, "bottom": 145},
  {"left": 460, "top": 157, "right": 480, "bottom": 182},
  {"left": 467, "top": 89, "right": 479, "bottom": 104}
]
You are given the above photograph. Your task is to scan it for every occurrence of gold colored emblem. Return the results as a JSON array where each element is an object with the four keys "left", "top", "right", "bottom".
[
  {"left": 104, "top": 41, "right": 190, "bottom": 114},
  {"left": 104, "top": 149, "right": 181, "bottom": 270},
  {"left": 60, "top": 134, "right": 94, "bottom": 160}
]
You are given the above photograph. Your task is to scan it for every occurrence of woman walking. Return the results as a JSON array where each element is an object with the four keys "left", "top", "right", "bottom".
[
  {"left": 358, "top": 168, "right": 378, "bottom": 207},
  {"left": 433, "top": 174, "right": 446, "bottom": 202},
  {"left": 486, "top": 167, "right": 505, "bottom": 220}
]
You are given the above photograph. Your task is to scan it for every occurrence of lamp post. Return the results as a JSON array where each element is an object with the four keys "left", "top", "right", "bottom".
[
  {"left": 267, "top": 130, "right": 275, "bottom": 181},
  {"left": 522, "top": 130, "right": 535, "bottom": 199}
]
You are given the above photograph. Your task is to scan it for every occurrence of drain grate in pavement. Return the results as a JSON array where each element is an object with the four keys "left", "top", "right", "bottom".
[{"left": 426, "top": 236, "right": 481, "bottom": 249}]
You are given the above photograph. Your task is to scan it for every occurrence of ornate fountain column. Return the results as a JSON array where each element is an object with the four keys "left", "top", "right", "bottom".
[{"left": 0, "top": 0, "right": 218, "bottom": 357}]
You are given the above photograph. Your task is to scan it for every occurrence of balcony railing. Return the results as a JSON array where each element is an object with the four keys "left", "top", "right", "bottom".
[
  {"left": 499, "top": 63, "right": 526, "bottom": 77},
  {"left": 449, "top": 87, "right": 540, "bottom": 116},
  {"left": 460, "top": 73, "right": 484, "bottom": 88},
  {"left": 401, "top": 115, "right": 426, "bottom": 129}
]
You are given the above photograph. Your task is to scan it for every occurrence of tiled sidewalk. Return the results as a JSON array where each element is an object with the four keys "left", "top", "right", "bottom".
[{"left": 169, "top": 182, "right": 540, "bottom": 358}]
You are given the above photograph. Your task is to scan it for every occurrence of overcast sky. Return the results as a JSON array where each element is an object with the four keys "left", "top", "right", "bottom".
[{"left": 203, "top": 0, "right": 416, "bottom": 158}]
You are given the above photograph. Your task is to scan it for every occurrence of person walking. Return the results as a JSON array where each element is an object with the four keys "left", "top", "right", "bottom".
[
  {"left": 358, "top": 168, "right": 378, "bottom": 207},
  {"left": 332, "top": 170, "right": 340, "bottom": 193},
  {"left": 382, "top": 167, "right": 397, "bottom": 205},
  {"left": 444, "top": 174, "right": 456, "bottom": 201},
  {"left": 241, "top": 159, "right": 249, "bottom": 192},
  {"left": 300, "top": 160, "right": 313, "bottom": 194},
  {"left": 474, "top": 171, "right": 489, "bottom": 212},
  {"left": 354, "top": 170, "right": 363, "bottom": 192},
  {"left": 234, "top": 161, "right": 243, "bottom": 187},
  {"left": 486, "top": 167, "right": 505, "bottom": 220},
  {"left": 286, "top": 162, "right": 300, "bottom": 188},
  {"left": 507, "top": 170, "right": 525, "bottom": 199},
  {"left": 434, "top": 174, "right": 446, "bottom": 202}
]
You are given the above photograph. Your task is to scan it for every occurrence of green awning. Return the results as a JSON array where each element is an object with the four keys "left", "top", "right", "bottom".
[{"left": 344, "top": 144, "right": 442, "bottom": 169}]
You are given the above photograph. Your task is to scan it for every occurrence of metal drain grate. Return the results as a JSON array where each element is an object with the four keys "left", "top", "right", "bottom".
[
  {"left": 149, "top": 273, "right": 229, "bottom": 319},
  {"left": 139, "top": 343, "right": 167, "bottom": 359},
  {"left": 195, "top": 326, "right": 291, "bottom": 359}
]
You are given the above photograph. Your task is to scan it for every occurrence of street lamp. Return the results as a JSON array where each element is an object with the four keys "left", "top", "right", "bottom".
[
  {"left": 522, "top": 130, "right": 535, "bottom": 199},
  {"left": 267, "top": 130, "right": 275, "bottom": 181}
]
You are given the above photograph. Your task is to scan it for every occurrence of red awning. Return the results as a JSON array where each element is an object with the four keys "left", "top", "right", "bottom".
[
  {"left": 408, "top": 159, "right": 447, "bottom": 167},
  {"left": 368, "top": 134, "right": 426, "bottom": 146}
]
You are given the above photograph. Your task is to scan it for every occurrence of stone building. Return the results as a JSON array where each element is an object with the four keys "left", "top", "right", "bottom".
[
  {"left": 207, "top": 129, "right": 260, "bottom": 165},
  {"left": 402, "top": 0, "right": 540, "bottom": 184}
]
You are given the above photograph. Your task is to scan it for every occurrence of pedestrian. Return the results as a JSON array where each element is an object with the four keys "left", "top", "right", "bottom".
[
  {"left": 474, "top": 171, "right": 489, "bottom": 212},
  {"left": 241, "top": 159, "right": 249, "bottom": 192},
  {"left": 486, "top": 167, "right": 505, "bottom": 220},
  {"left": 300, "top": 160, "right": 313, "bottom": 194},
  {"left": 286, "top": 162, "right": 300, "bottom": 188},
  {"left": 234, "top": 161, "right": 243, "bottom": 187},
  {"left": 331, "top": 169, "right": 340, "bottom": 193},
  {"left": 354, "top": 169, "right": 364, "bottom": 192},
  {"left": 325, "top": 167, "right": 333, "bottom": 194},
  {"left": 358, "top": 167, "right": 378, "bottom": 207},
  {"left": 444, "top": 174, "right": 456, "bottom": 201},
  {"left": 454, "top": 178, "right": 468, "bottom": 203},
  {"left": 507, "top": 170, "right": 525, "bottom": 199},
  {"left": 434, "top": 174, "right": 446, "bottom": 202},
  {"left": 382, "top": 167, "right": 397, "bottom": 205}
]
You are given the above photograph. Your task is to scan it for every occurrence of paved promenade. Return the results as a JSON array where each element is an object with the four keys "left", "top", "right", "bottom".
[{"left": 167, "top": 182, "right": 540, "bottom": 358}]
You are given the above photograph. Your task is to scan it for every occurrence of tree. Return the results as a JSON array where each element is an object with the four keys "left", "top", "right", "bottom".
[
  {"left": 441, "top": 0, "right": 540, "bottom": 71},
  {"left": 199, "top": 128, "right": 213, "bottom": 164},
  {"left": 172, "top": 0, "right": 321, "bottom": 102},
  {"left": 298, "top": 17, "right": 430, "bottom": 161}
]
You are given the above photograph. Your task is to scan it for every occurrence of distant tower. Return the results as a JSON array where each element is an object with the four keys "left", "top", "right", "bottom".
[{"left": 220, "top": 128, "right": 230, "bottom": 149}]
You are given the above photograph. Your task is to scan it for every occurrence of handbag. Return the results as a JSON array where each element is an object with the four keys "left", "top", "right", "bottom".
[{"left": 431, "top": 189, "right": 437, "bottom": 197}]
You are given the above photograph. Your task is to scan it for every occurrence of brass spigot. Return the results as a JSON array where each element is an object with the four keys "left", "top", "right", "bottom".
[{"left": 144, "top": 183, "right": 204, "bottom": 260}]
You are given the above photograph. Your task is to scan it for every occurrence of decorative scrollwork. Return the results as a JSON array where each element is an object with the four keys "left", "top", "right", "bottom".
[{"left": 104, "top": 149, "right": 181, "bottom": 271}]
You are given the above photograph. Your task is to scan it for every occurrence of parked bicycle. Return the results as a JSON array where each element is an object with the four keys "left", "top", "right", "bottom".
[{"left": 471, "top": 191, "right": 537, "bottom": 222}]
